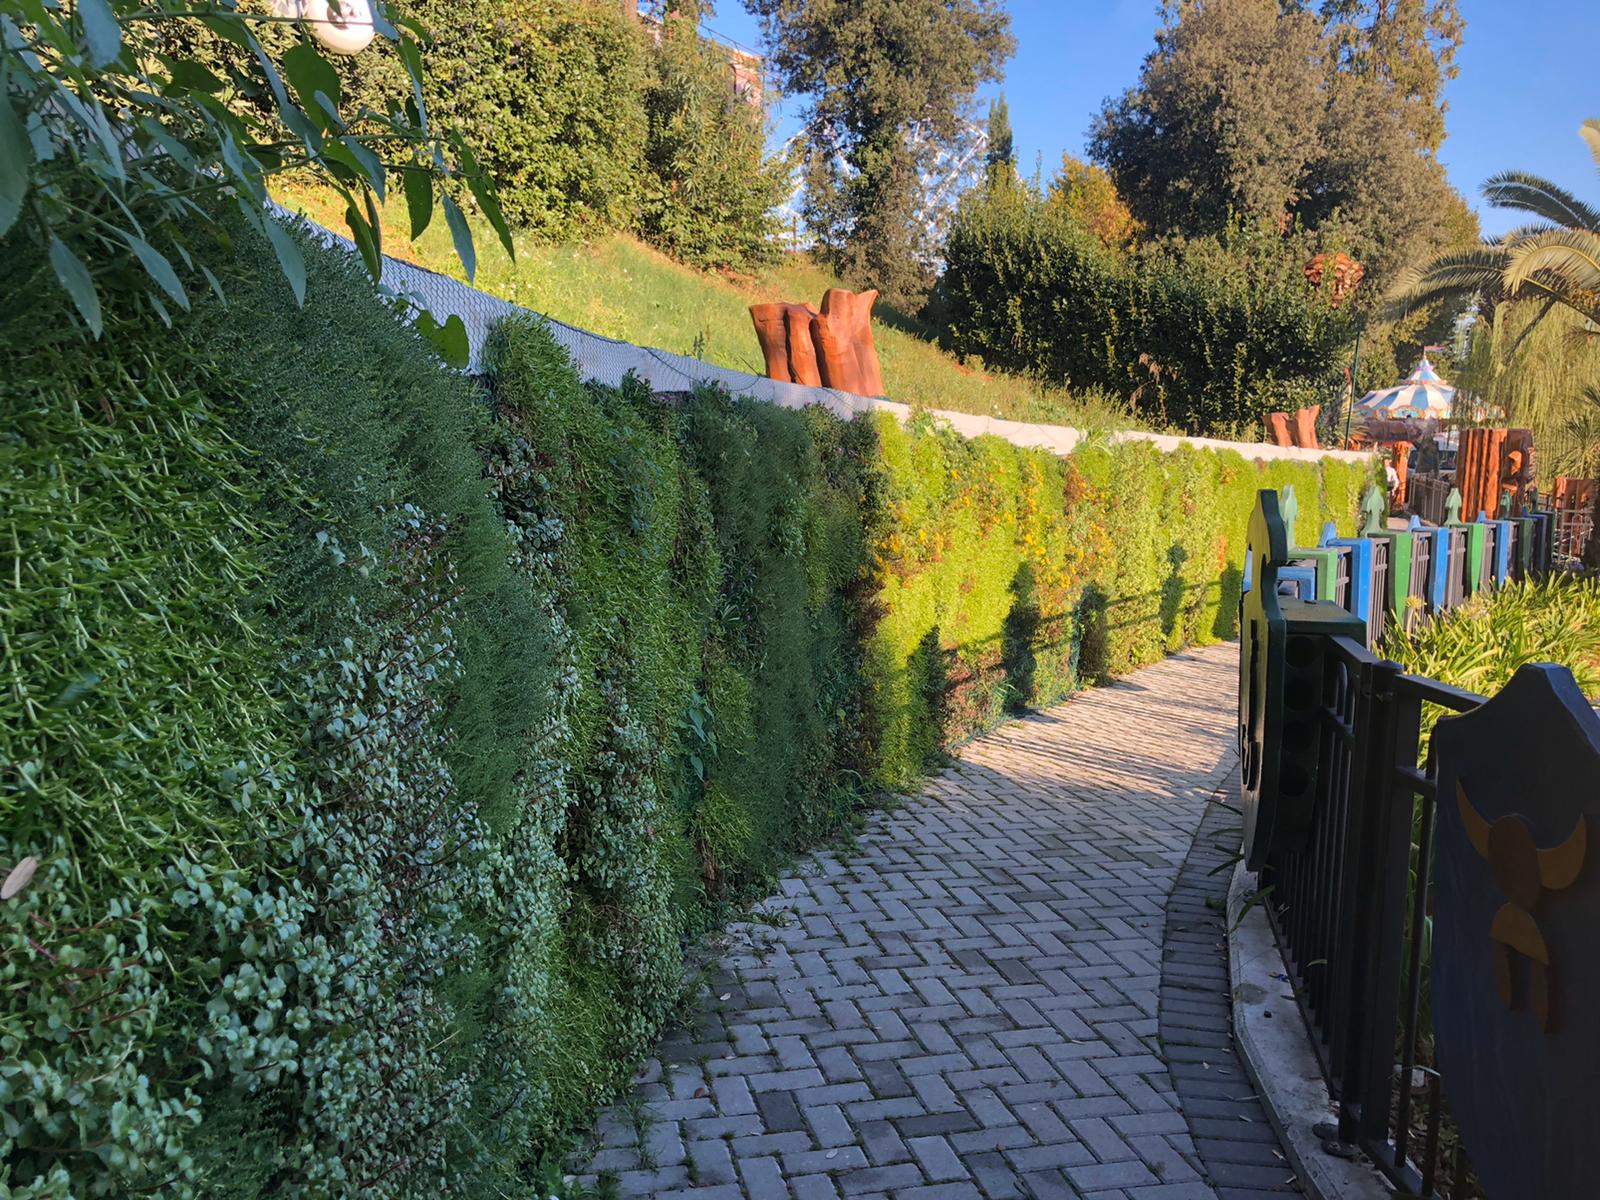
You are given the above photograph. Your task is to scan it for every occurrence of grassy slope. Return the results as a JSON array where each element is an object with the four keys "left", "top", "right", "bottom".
[{"left": 277, "top": 182, "right": 1132, "bottom": 430}]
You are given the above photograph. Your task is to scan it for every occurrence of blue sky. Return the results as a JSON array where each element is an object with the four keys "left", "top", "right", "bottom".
[{"left": 705, "top": 0, "right": 1598, "bottom": 238}]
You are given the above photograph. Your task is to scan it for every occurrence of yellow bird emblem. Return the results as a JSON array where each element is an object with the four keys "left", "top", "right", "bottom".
[{"left": 1456, "top": 780, "right": 1587, "bottom": 1032}]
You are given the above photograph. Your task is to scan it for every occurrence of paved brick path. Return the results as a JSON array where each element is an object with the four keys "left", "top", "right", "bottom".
[{"left": 579, "top": 643, "right": 1298, "bottom": 1200}]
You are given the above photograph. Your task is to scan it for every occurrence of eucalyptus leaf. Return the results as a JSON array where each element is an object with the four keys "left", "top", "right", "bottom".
[
  {"left": 430, "top": 313, "right": 469, "bottom": 368},
  {"left": 77, "top": 0, "right": 122, "bottom": 69},
  {"left": 263, "top": 216, "right": 307, "bottom": 306},
  {"left": 460, "top": 143, "right": 512, "bottom": 260},
  {"left": 441, "top": 192, "right": 475, "bottom": 282},
  {"left": 282, "top": 42, "right": 342, "bottom": 134},
  {"left": 340, "top": 136, "right": 386, "bottom": 200},
  {"left": 165, "top": 58, "right": 225, "bottom": 95},
  {"left": 0, "top": 87, "right": 30, "bottom": 237},
  {"left": 345, "top": 200, "right": 381, "bottom": 282},
  {"left": 123, "top": 232, "right": 191, "bottom": 311},
  {"left": 403, "top": 167, "right": 433, "bottom": 239},
  {"left": 48, "top": 236, "right": 101, "bottom": 337},
  {"left": 397, "top": 36, "right": 428, "bottom": 133}
]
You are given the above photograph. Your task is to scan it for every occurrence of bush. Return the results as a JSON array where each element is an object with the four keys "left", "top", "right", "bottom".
[
  {"left": 1, "top": 216, "right": 551, "bottom": 1196},
  {"left": 640, "top": 14, "right": 793, "bottom": 268},
  {"left": 2, "top": 209, "right": 1370, "bottom": 1196},
  {"left": 863, "top": 415, "right": 1373, "bottom": 785},
  {"left": 935, "top": 178, "right": 1358, "bottom": 435},
  {"left": 334, "top": 0, "right": 787, "bottom": 266},
  {"left": 1383, "top": 576, "right": 1600, "bottom": 703}
]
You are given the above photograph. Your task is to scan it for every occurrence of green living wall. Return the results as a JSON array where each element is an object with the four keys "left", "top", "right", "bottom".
[{"left": 1, "top": 222, "right": 1368, "bottom": 1198}]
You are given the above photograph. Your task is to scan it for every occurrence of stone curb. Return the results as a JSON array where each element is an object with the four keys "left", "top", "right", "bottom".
[{"left": 1225, "top": 863, "right": 1391, "bottom": 1200}]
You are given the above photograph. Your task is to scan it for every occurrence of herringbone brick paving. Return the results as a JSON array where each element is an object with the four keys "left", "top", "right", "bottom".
[{"left": 578, "top": 643, "right": 1300, "bottom": 1199}]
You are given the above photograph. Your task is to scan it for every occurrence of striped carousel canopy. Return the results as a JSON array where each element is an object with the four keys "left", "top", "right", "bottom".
[{"left": 1355, "top": 355, "right": 1455, "bottom": 419}]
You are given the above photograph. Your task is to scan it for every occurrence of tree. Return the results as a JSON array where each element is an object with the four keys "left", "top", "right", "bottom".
[
  {"left": 639, "top": 7, "right": 794, "bottom": 267},
  {"left": 1318, "top": 0, "right": 1463, "bottom": 155},
  {"left": 1, "top": 0, "right": 501, "bottom": 340},
  {"left": 1090, "top": 0, "right": 1325, "bottom": 240},
  {"left": 745, "top": 0, "right": 1014, "bottom": 306},
  {"left": 1387, "top": 121, "right": 1600, "bottom": 332},
  {"left": 1089, "top": 0, "right": 1472, "bottom": 295},
  {"left": 985, "top": 94, "right": 1015, "bottom": 180},
  {"left": 1047, "top": 155, "right": 1140, "bottom": 251}
]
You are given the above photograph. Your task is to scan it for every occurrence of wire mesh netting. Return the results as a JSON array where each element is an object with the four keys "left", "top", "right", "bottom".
[{"left": 284, "top": 207, "right": 1369, "bottom": 468}]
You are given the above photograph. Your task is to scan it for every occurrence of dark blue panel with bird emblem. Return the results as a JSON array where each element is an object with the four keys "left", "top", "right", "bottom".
[{"left": 1432, "top": 665, "right": 1600, "bottom": 1200}]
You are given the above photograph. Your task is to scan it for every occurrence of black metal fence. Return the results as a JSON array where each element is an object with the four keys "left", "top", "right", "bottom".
[
  {"left": 1263, "top": 634, "right": 1483, "bottom": 1194},
  {"left": 1239, "top": 487, "right": 1600, "bottom": 1200}
]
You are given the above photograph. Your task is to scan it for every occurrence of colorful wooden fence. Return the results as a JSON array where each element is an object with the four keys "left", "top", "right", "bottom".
[{"left": 1254, "top": 482, "right": 1558, "bottom": 647}]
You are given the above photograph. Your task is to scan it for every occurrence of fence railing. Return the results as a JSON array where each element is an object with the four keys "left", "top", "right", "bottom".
[
  {"left": 1410, "top": 473, "right": 1453, "bottom": 526},
  {"left": 1551, "top": 476, "right": 1595, "bottom": 566},
  {"left": 1254, "top": 482, "right": 1559, "bottom": 648},
  {"left": 1238, "top": 488, "right": 1600, "bottom": 1200}
]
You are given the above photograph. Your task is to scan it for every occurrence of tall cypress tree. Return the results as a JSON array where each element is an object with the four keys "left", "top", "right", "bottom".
[{"left": 985, "top": 94, "right": 1015, "bottom": 181}]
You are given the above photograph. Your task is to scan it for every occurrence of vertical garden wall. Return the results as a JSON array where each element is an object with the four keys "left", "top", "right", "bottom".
[{"left": 1, "top": 225, "right": 1370, "bottom": 1199}]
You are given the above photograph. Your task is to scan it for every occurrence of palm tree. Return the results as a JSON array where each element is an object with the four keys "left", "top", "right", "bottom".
[
  {"left": 1385, "top": 120, "right": 1600, "bottom": 336},
  {"left": 1389, "top": 123, "right": 1600, "bottom": 566}
]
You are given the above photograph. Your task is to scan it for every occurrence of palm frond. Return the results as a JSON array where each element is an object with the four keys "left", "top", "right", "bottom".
[
  {"left": 1583, "top": 119, "right": 1600, "bottom": 178},
  {"left": 1482, "top": 170, "right": 1600, "bottom": 231},
  {"left": 1380, "top": 246, "right": 1510, "bottom": 319},
  {"left": 1502, "top": 227, "right": 1600, "bottom": 298},
  {"left": 1497, "top": 221, "right": 1561, "bottom": 247}
]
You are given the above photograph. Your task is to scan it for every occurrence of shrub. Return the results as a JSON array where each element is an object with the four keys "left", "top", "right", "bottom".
[
  {"left": 862, "top": 414, "right": 1372, "bottom": 786},
  {"left": 335, "top": 0, "right": 787, "bottom": 266},
  {"left": 338, "top": 0, "right": 650, "bottom": 239},
  {"left": 935, "top": 179, "right": 1358, "bottom": 435},
  {"left": 640, "top": 14, "right": 793, "bottom": 269},
  {"left": 1383, "top": 576, "right": 1600, "bottom": 703},
  {"left": 1, "top": 215, "right": 550, "bottom": 1197}
]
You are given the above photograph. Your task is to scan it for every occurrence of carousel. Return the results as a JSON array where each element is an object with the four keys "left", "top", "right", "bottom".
[{"left": 1349, "top": 356, "right": 1457, "bottom": 507}]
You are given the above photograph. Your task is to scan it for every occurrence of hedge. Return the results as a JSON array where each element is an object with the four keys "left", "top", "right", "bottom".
[
  {"left": 1, "top": 222, "right": 1370, "bottom": 1198},
  {"left": 934, "top": 178, "right": 1359, "bottom": 435}
]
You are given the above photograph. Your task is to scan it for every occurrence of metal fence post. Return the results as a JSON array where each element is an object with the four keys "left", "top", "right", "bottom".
[{"left": 1333, "top": 655, "right": 1414, "bottom": 1142}]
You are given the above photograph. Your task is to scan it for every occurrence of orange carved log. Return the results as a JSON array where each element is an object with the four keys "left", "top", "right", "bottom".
[
  {"left": 783, "top": 304, "right": 823, "bottom": 387},
  {"left": 1392, "top": 440, "right": 1412, "bottom": 507},
  {"left": 821, "top": 288, "right": 885, "bottom": 397},
  {"left": 1290, "top": 405, "right": 1321, "bottom": 449},
  {"left": 1459, "top": 427, "right": 1509, "bottom": 518},
  {"left": 852, "top": 290, "right": 884, "bottom": 396},
  {"left": 1266, "top": 412, "right": 1294, "bottom": 447},
  {"left": 749, "top": 304, "right": 792, "bottom": 383},
  {"left": 811, "top": 304, "right": 862, "bottom": 394}
]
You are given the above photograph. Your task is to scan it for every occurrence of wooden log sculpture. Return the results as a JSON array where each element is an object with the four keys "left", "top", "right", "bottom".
[
  {"left": 1389, "top": 440, "right": 1413, "bottom": 507},
  {"left": 1266, "top": 412, "right": 1294, "bottom": 447},
  {"left": 1459, "top": 427, "right": 1508, "bottom": 519},
  {"left": 748, "top": 289, "right": 885, "bottom": 397},
  {"left": 811, "top": 298, "right": 862, "bottom": 394},
  {"left": 783, "top": 304, "right": 822, "bottom": 387},
  {"left": 749, "top": 303, "right": 793, "bottom": 382},
  {"left": 823, "top": 288, "right": 884, "bottom": 397},
  {"left": 749, "top": 302, "right": 822, "bottom": 386},
  {"left": 1290, "top": 405, "right": 1320, "bottom": 450}
]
